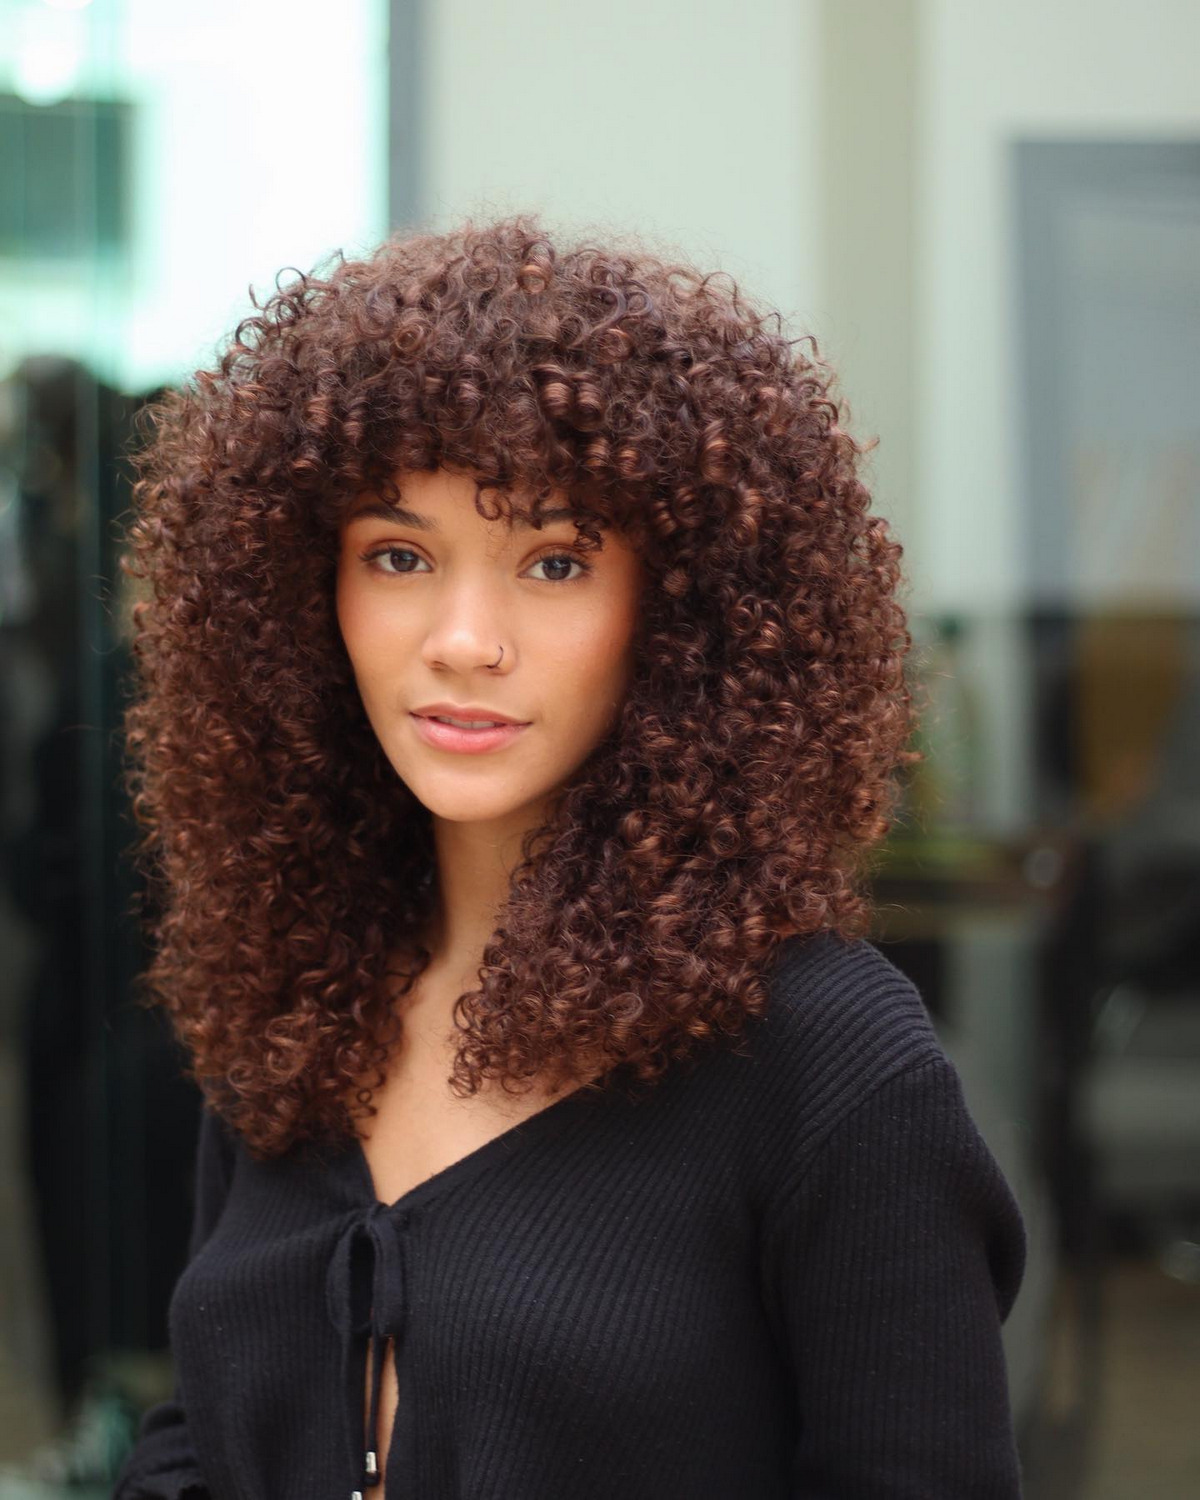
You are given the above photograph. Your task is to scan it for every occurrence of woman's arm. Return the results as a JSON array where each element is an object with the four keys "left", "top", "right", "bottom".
[
  {"left": 760, "top": 1054, "right": 1028, "bottom": 1499},
  {"left": 111, "top": 1101, "right": 235, "bottom": 1500}
]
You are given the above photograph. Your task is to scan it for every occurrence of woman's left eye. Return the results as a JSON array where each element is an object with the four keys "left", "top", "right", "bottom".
[{"left": 528, "top": 551, "right": 591, "bottom": 582}]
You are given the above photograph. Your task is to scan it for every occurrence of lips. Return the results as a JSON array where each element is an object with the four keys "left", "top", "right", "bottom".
[
  {"left": 422, "top": 714, "right": 510, "bottom": 728},
  {"left": 409, "top": 713, "right": 529, "bottom": 755},
  {"left": 411, "top": 702, "right": 529, "bottom": 726}
]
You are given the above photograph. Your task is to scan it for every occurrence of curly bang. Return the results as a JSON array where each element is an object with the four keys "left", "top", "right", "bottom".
[{"left": 122, "top": 211, "right": 918, "bottom": 1158}]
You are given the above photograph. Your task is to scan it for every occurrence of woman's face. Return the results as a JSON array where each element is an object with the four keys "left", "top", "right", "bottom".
[{"left": 336, "top": 468, "right": 645, "bottom": 829}]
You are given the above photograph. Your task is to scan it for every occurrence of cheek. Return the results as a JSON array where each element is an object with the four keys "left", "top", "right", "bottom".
[
  {"left": 335, "top": 569, "right": 391, "bottom": 691},
  {"left": 334, "top": 570, "right": 362, "bottom": 663},
  {"left": 558, "top": 596, "right": 639, "bottom": 714}
]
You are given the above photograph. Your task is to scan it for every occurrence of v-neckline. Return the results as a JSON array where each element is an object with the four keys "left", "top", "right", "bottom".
[{"left": 346, "top": 1077, "right": 615, "bottom": 1216}]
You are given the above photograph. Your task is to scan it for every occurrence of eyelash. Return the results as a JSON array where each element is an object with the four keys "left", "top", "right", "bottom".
[{"left": 359, "top": 545, "right": 594, "bottom": 583}]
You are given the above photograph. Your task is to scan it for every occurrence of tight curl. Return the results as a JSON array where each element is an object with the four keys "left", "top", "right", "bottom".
[{"left": 122, "top": 212, "right": 919, "bottom": 1159}]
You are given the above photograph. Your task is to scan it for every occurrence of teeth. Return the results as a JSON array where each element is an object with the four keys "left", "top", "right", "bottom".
[{"left": 432, "top": 716, "right": 503, "bottom": 729}]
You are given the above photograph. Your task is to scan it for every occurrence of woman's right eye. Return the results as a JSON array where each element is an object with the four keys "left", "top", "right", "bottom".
[{"left": 362, "top": 546, "right": 426, "bottom": 575}]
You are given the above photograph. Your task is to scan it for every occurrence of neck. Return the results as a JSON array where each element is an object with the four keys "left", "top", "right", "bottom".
[{"left": 420, "top": 797, "right": 550, "bottom": 974}]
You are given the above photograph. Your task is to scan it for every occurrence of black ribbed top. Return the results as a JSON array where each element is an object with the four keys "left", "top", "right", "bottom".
[{"left": 112, "top": 931, "right": 1028, "bottom": 1499}]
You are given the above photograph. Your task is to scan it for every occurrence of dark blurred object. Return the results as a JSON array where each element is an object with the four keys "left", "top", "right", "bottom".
[
  {"left": 1028, "top": 609, "right": 1200, "bottom": 1255},
  {"left": 0, "top": 355, "right": 198, "bottom": 1427},
  {"left": 870, "top": 602, "right": 1200, "bottom": 1498}
]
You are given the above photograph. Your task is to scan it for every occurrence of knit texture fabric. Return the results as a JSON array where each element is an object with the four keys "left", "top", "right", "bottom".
[{"left": 111, "top": 930, "right": 1027, "bottom": 1499}]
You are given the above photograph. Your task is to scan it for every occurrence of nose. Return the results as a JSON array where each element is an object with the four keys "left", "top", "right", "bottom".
[{"left": 418, "top": 573, "right": 512, "bottom": 675}]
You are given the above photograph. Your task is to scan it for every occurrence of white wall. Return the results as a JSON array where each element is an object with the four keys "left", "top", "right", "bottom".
[
  {"left": 915, "top": 0, "right": 1200, "bottom": 612},
  {"left": 901, "top": 0, "right": 1200, "bottom": 828},
  {"left": 423, "top": 0, "right": 821, "bottom": 354},
  {"left": 813, "top": 0, "right": 920, "bottom": 607}
]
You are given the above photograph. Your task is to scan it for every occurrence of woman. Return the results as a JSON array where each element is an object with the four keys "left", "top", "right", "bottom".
[{"left": 112, "top": 214, "right": 1027, "bottom": 1499}]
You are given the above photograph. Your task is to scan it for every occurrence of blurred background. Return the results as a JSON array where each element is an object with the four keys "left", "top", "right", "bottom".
[{"left": 0, "top": 1, "right": 1196, "bottom": 1495}]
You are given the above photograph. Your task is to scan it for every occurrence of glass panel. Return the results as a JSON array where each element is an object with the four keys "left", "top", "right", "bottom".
[{"left": 0, "top": 1, "right": 386, "bottom": 1487}]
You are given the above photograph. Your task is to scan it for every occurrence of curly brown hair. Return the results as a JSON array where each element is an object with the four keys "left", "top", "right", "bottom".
[{"left": 121, "top": 211, "right": 918, "bottom": 1159}]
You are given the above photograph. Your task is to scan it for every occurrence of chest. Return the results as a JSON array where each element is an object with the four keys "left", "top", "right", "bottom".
[
  {"left": 350, "top": 958, "right": 593, "bottom": 1207},
  {"left": 352, "top": 1046, "right": 578, "bottom": 1208}
]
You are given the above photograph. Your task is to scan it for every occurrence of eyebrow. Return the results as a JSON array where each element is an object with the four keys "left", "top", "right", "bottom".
[{"left": 347, "top": 500, "right": 584, "bottom": 531}]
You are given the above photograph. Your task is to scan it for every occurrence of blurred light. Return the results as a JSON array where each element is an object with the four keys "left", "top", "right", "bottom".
[
  {"left": 12, "top": 44, "right": 83, "bottom": 104},
  {"left": 1092, "top": 983, "right": 1148, "bottom": 1056},
  {"left": 1022, "top": 843, "right": 1064, "bottom": 890},
  {"left": 39, "top": 0, "right": 95, "bottom": 11},
  {"left": 1159, "top": 1240, "right": 1200, "bottom": 1285},
  {"left": 12, "top": 3, "right": 86, "bottom": 105}
]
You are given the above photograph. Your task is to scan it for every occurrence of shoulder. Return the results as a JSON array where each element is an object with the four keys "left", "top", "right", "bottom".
[
  {"left": 761, "top": 928, "right": 944, "bottom": 1070},
  {"left": 737, "top": 929, "right": 949, "bottom": 1163},
  {"left": 750, "top": 940, "right": 1029, "bottom": 1327}
]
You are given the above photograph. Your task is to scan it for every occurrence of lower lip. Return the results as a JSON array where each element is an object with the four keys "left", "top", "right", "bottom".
[{"left": 409, "top": 714, "right": 530, "bottom": 753}]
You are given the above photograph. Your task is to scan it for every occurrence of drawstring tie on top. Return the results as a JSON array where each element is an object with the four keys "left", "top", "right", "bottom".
[{"left": 325, "top": 1200, "right": 414, "bottom": 1500}]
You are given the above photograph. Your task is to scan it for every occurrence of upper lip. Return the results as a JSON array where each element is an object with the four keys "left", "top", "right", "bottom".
[{"left": 411, "top": 702, "right": 529, "bottom": 725}]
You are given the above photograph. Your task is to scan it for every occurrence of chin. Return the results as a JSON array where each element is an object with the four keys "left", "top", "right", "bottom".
[{"left": 397, "top": 778, "right": 547, "bottom": 826}]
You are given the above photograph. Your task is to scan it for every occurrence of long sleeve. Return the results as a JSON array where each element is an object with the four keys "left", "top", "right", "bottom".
[
  {"left": 760, "top": 1054, "right": 1028, "bottom": 1499},
  {"left": 111, "top": 1102, "right": 236, "bottom": 1500}
]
